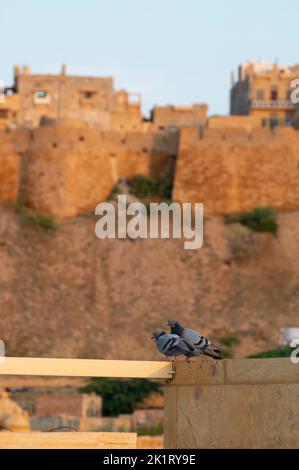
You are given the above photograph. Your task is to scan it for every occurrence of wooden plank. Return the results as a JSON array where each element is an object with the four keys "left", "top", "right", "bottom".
[
  {"left": 0, "top": 357, "right": 173, "bottom": 379},
  {"left": 163, "top": 385, "right": 177, "bottom": 449},
  {"left": 0, "top": 432, "right": 137, "bottom": 449}
]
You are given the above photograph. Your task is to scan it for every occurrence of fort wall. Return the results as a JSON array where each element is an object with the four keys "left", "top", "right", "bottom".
[
  {"left": 2, "top": 119, "right": 299, "bottom": 218},
  {"left": 151, "top": 104, "right": 207, "bottom": 129},
  {"left": 18, "top": 121, "right": 178, "bottom": 217},
  {"left": 0, "top": 128, "right": 30, "bottom": 203},
  {"left": 173, "top": 127, "right": 299, "bottom": 214},
  {"left": 208, "top": 115, "right": 261, "bottom": 132}
]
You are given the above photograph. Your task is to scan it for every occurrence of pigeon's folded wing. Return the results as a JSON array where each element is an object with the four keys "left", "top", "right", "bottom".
[
  {"left": 183, "top": 328, "right": 210, "bottom": 349},
  {"left": 162, "top": 336, "right": 180, "bottom": 353}
]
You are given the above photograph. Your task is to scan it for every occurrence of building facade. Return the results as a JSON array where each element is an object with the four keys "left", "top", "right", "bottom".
[
  {"left": 230, "top": 61, "right": 299, "bottom": 128},
  {"left": 0, "top": 65, "right": 142, "bottom": 131}
]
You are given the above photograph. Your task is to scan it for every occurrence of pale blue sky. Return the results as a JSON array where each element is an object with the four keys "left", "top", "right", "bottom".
[{"left": 1, "top": 0, "right": 297, "bottom": 115}]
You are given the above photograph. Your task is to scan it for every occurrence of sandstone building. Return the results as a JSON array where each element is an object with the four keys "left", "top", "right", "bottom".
[
  {"left": 1, "top": 63, "right": 299, "bottom": 218},
  {"left": 230, "top": 61, "right": 299, "bottom": 128},
  {"left": 0, "top": 65, "right": 143, "bottom": 131},
  {"left": 0, "top": 65, "right": 208, "bottom": 133}
]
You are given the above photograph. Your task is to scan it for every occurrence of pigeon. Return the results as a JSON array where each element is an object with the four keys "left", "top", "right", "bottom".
[
  {"left": 151, "top": 330, "right": 195, "bottom": 360},
  {"left": 166, "top": 319, "right": 221, "bottom": 360}
]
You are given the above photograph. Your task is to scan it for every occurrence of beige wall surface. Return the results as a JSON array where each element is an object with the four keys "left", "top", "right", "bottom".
[
  {"left": 165, "top": 358, "right": 299, "bottom": 449},
  {"left": 173, "top": 127, "right": 299, "bottom": 214}
]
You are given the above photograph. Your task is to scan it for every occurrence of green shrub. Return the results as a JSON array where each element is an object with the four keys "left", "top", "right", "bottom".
[
  {"left": 138, "top": 423, "right": 164, "bottom": 436},
  {"left": 15, "top": 200, "right": 57, "bottom": 231},
  {"left": 128, "top": 173, "right": 173, "bottom": 200},
  {"left": 107, "top": 184, "right": 121, "bottom": 201},
  {"left": 129, "top": 175, "right": 160, "bottom": 198},
  {"left": 225, "top": 207, "right": 278, "bottom": 235},
  {"left": 220, "top": 334, "right": 240, "bottom": 347},
  {"left": 157, "top": 171, "right": 173, "bottom": 200},
  {"left": 220, "top": 349, "right": 233, "bottom": 359},
  {"left": 248, "top": 345, "right": 295, "bottom": 358},
  {"left": 80, "top": 378, "right": 161, "bottom": 417}
]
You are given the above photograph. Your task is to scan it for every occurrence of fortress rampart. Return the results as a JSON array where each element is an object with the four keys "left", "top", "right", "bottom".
[
  {"left": 1, "top": 119, "right": 299, "bottom": 217},
  {"left": 0, "top": 120, "right": 178, "bottom": 217},
  {"left": 0, "top": 128, "right": 30, "bottom": 202},
  {"left": 173, "top": 126, "right": 299, "bottom": 214}
]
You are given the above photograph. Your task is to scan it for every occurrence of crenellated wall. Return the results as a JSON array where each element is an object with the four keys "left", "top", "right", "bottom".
[
  {"left": 173, "top": 127, "right": 299, "bottom": 214},
  {"left": 2, "top": 119, "right": 299, "bottom": 218},
  {"left": 17, "top": 120, "right": 178, "bottom": 217},
  {"left": 20, "top": 122, "right": 115, "bottom": 217}
]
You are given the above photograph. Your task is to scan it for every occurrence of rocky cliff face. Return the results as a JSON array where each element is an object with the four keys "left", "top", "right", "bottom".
[{"left": 1, "top": 205, "right": 299, "bottom": 359}]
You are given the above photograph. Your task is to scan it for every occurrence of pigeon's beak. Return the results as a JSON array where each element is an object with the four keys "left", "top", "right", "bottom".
[
  {"left": 151, "top": 335, "right": 155, "bottom": 339},
  {"left": 165, "top": 321, "right": 170, "bottom": 326}
]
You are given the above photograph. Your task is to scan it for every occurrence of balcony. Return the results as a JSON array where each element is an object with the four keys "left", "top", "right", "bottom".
[{"left": 251, "top": 99, "right": 296, "bottom": 110}]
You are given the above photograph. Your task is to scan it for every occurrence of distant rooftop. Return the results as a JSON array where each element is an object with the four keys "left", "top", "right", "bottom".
[{"left": 237, "top": 61, "right": 299, "bottom": 78}]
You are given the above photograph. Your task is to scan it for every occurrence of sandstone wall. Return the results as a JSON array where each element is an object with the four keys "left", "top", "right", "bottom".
[
  {"left": 173, "top": 127, "right": 299, "bottom": 214},
  {"left": 152, "top": 104, "right": 208, "bottom": 129},
  {"left": 208, "top": 115, "right": 261, "bottom": 132},
  {"left": 0, "top": 128, "right": 30, "bottom": 203},
  {"left": 165, "top": 358, "right": 299, "bottom": 448},
  {"left": 20, "top": 123, "right": 115, "bottom": 217},
  {"left": 20, "top": 121, "right": 178, "bottom": 217}
]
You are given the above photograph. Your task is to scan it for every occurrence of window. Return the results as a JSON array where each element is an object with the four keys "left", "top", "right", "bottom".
[
  {"left": 256, "top": 89, "right": 264, "bottom": 100},
  {"left": 83, "top": 91, "right": 96, "bottom": 99},
  {"left": 0, "top": 109, "right": 8, "bottom": 119},
  {"left": 37, "top": 90, "right": 47, "bottom": 98},
  {"left": 33, "top": 90, "right": 51, "bottom": 104},
  {"left": 270, "top": 87, "right": 278, "bottom": 101}
]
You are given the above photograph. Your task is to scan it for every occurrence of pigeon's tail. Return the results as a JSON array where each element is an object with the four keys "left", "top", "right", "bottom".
[{"left": 203, "top": 344, "right": 221, "bottom": 360}]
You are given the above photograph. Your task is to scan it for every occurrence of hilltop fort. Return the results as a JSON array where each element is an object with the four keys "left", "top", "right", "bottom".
[
  {"left": 1, "top": 61, "right": 299, "bottom": 216},
  {"left": 1, "top": 62, "right": 299, "bottom": 360}
]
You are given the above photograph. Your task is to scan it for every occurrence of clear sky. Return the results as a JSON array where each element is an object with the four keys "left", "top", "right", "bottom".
[{"left": 1, "top": 0, "right": 298, "bottom": 116}]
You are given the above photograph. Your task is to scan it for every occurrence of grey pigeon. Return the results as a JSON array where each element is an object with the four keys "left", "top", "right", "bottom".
[
  {"left": 151, "top": 330, "right": 194, "bottom": 360},
  {"left": 166, "top": 320, "right": 221, "bottom": 360}
]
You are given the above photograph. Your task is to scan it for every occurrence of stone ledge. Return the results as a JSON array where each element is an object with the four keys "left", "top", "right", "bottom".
[{"left": 169, "top": 358, "right": 299, "bottom": 386}]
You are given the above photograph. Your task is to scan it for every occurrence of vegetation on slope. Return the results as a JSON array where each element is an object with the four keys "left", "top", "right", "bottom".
[
  {"left": 248, "top": 345, "right": 296, "bottom": 358},
  {"left": 225, "top": 207, "right": 278, "bottom": 235},
  {"left": 14, "top": 197, "right": 58, "bottom": 231}
]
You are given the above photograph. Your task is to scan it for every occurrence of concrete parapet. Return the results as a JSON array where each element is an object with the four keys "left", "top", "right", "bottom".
[{"left": 164, "top": 358, "right": 299, "bottom": 448}]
